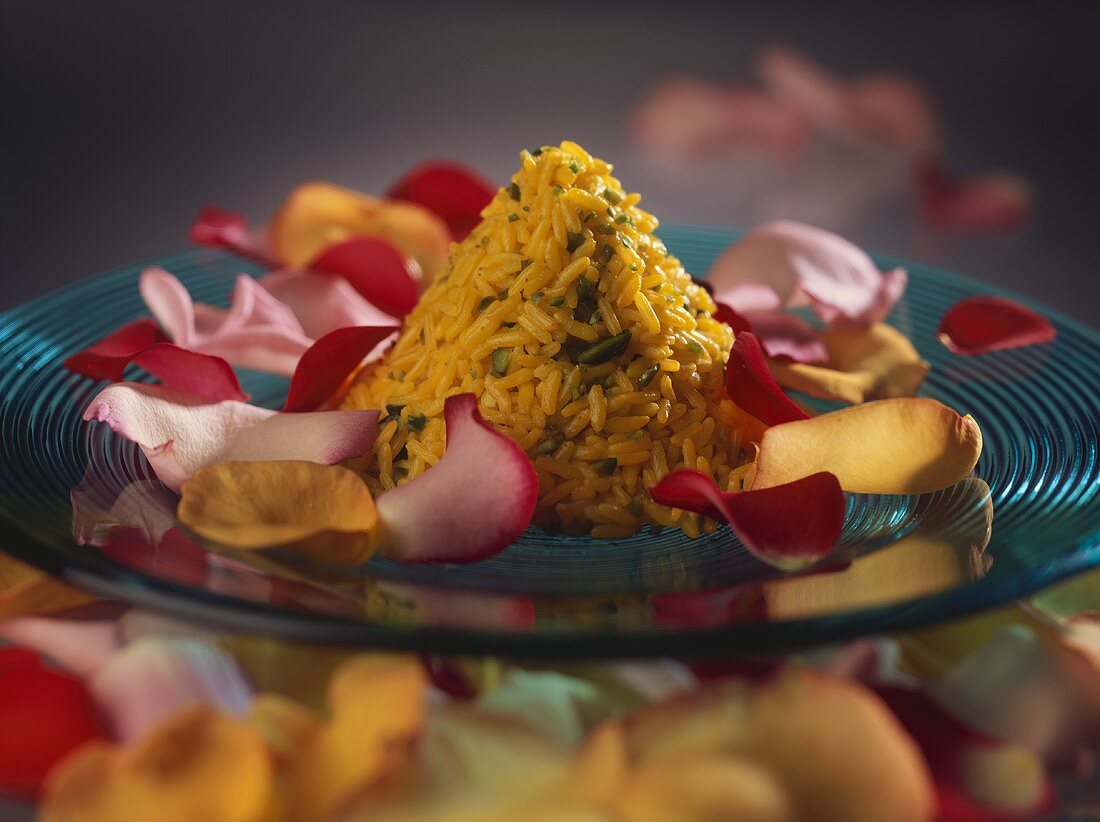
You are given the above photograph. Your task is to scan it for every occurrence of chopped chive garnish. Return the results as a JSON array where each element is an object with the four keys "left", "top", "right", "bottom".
[
  {"left": 600, "top": 245, "right": 614, "bottom": 263},
  {"left": 531, "top": 147, "right": 544, "bottom": 156},
  {"left": 637, "top": 364, "right": 660, "bottom": 388},
  {"left": 534, "top": 431, "right": 565, "bottom": 455},
  {"left": 687, "top": 341, "right": 705, "bottom": 355},
  {"left": 521, "top": 258, "right": 533, "bottom": 267},
  {"left": 406, "top": 412, "right": 427, "bottom": 432},
  {"left": 550, "top": 296, "right": 565, "bottom": 307},
  {"left": 498, "top": 288, "right": 509, "bottom": 299},
  {"left": 591, "top": 457, "right": 618, "bottom": 475},
  {"left": 476, "top": 295, "right": 496, "bottom": 313},
  {"left": 593, "top": 222, "right": 615, "bottom": 235},
  {"left": 531, "top": 291, "right": 545, "bottom": 302},
  {"left": 576, "top": 332, "right": 631, "bottom": 365},
  {"left": 508, "top": 213, "right": 519, "bottom": 222},
  {"left": 470, "top": 367, "right": 478, "bottom": 378},
  {"left": 615, "top": 214, "right": 632, "bottom": 225},
  {"left": 589, "top": 310, "right": 602, "bottom": 324},
  {"left": 621, "top": 236, "right": 634, "bottom": 249},
  {"left": 552, "top": 185, "right": 565, "bottom": 195},
  {"left": 508, "top": 182, "right": 521, "bottom": 200},
  {"left": 604, "top": 188, "right": 622, "bottom": 205},
  {"left": 629, "top": 264, "right": 639, "bottom": 272},
  {"left": 491, "top": 347, "right": 511, "bottom": 376},
  {"left": 566, "top": 231, "right": 585, "bottom": 252},
  {"left": 568, "top": 160, "right": 579, "bottom": 174}
]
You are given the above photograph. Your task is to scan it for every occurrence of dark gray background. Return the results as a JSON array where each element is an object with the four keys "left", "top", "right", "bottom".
[{"left": 2, "top": 0, "right": 1099, "bottom": 326}]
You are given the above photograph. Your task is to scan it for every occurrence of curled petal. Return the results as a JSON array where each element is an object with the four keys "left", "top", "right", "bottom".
[
  {"left": 259, "top": 269, "right": 399, "bottom": 339},
  {"left": 375, "top": 394, "right": 538, "bottom": 563},
  {"left": 751, "top": 397, "right": 983, "bottom": 495},
  {"left": 179, "top": 461, "right": 379, "bottom": 565},
  {"left": 650, "top": 469, "right": 843, "bottom": 570},
  {"left": 712, "top": 301, "right": 753, "bottom": 335},
  {"left": 83, "top": 383, "right": 378, "bottom": 491},
  {"left": 745, "top": 310, "right": 828, "bottom": 363},
  {"left": 62, "top": 319, "right": 167, "bottom": 381},
  {"left": 937, "top": 296, "right": 1055, "bottom": 356},
  {"left": 724, "top": 332, "right": 809, "bottom": 426},
  {"left": 385, "top": 160, "right": 497, "bottom": 241},
  {"left": 89, "top": 637, "right": 253, "bottom": 743},
  {"left": 308, "top": 237, "right": 421, "bottom": 319},
  {"left": 914, "top": 159, "right": 1032, "bottom": 232},
  {"left": 188, "top": 206, "right": 274, "bottom": 264},
  {"left": 768, "top": 322, "right": 929, "bottom": 404},
  {"left": 283, "top": 326, "right": 397, "bottom": 413}
]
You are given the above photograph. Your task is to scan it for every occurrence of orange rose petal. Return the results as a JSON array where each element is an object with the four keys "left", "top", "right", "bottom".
[
  {"left": 0, "top": 552, "right": 92, "bottom": 619},
  {"left": 40, "top": 707, "right": 277, "bottom": 822},
  {"left": 768, "top": 322, "right": 929, "bottom": 405},
  {"left": 178, "top": 460, "right": 379, "bottom": 565},
  {"left": 751, "top": 397, "right": 982, "bottom": 494}
]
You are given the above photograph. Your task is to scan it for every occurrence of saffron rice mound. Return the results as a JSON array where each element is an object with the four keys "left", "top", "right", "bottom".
[{"left": 343, "top": 141, "right": 746, "bottom": 538}]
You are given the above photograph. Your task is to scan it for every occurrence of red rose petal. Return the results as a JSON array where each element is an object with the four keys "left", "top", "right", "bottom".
[
  {"left": 375, "top": 394, "right": 538, "bottom": 563},
  {"left": 282, "top": 325, "right": 397, "bottom": 413},
  {"left": 62, "top": 319, "right": 168, "bottom": 381},
  {"left": 724, "top": 331, "right": 809, "bottom": 426},
  {"left": 0, "top": 647, "right": 103, "bottom": 799},
  {"left": 309, "top": 236, "right": 421, "bottom": 319},
  {"left": 386, "top": 161, "right": 496, "bottom": 241},
  {"left": 713, "top": 301, "right": 754, "bottom": 335},
  {"left": 188, "top": 206, "right": 275, "bottom": 264},
  {"left": 937, "top": 296, "right": 1056, "bottom": 356},
  {"left": 913, "top": 158, "right": 1031, "bottom": 233},
  {"left": 649, "top": 469, "right": 844, "bottom": 569}
]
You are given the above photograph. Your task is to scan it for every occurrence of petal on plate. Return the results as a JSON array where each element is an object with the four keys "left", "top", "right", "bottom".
[
  {"left": 847, "top": 73, "right": 940, "bottom": 154},
  {"left": 914, "top": 158, "right": 1032, "bottom": 232},
  {"left": 41, "top": 707, "right": 276, "bottom": 822},
  {"left": 711, "top": 301, "right": 754, "bottom": 335},
  {"left": 178, "top": 461, "right": 379, "bottom": 565},
  {"left": 745, "top": 310, "right": 828, "bottom": 363},
  {"left": 62, "top": 319, "right": 168, "bottom": 382},
  {"left": 876, "top": 685, "right": 1056, "bottom": 822},
  {"left": 270, "top": 181, "right": 450, "bottom": 279},
  {"left": 137, "top": 268, "right": 197, "bottom": 345},
  {"left": 750, "top": 397, "right": 983, "bottom": 495},
  {"left": 83, "top": 383, "right": 378, "bottom": 491},
  {"left": 308, "top": 237, "right": 421, "bottom": 319},
  {"left": 0, "top": 551, "right": 93, "bottom": 620},
  {"left": 724, "top": 332, "right": 809, "bottom": 426},
  {"left": 937, "top": 295, "right": 1056, "bottom": 356},
  {"left": 375, "top": 394, "right": 538, "bottom": 563},
  {"left": 283, "top": 325, "right": 398, "bottom": 413},
  {"left": 649, "top": 469, "right": 844, "bottom": 570},
  {"left": 0, "top": 647, "right": 104, "bottom": 799},
  {"left": 385, "top": 160, "right": 497, "bottom": 241},
  {"left": 259, "top": 269, "right": 399, "bottom": 339},
  {"left": 0, "top": 616, "right": 123, "bottom": 679},
  {"left": 767, "top": 322, "right": 929, "bottom": 404},
  {"left": 90, "top": 637, "right": 254, "bottom": 743},
  {"left": 189, "top": 205, "right": 275, "bottom": 264},
  {"left": 755, "top": 46, "right": 852, "bottom": 136}
]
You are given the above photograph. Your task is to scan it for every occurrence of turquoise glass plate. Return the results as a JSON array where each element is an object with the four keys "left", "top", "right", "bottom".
[{"left": 0, "top": 225, "right": 1097, "bottom": 657}]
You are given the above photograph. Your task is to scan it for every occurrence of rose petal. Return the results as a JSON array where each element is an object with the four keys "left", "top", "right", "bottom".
[
  {"left": 751, "top": 397, "right": 983, "bottom": 495},
  {"left": 270, "top": 181, "right": 450, "bottom": 279},
  {"left": 89, "top": 637, "right": 253, "bottom": 742},
  {"left": 876, "top": 685, "right": 1056, "bottom": 821},
  {"left": 189, "top": 205, "right": 274, "bottom": 264},
  {"left": 724, "top": 331, "right": 809, "bottom": 426},
  {"left": 937, "top": 295, "right": 1056, "bottom": 356},
  {"left": 41, "top": 707, "right": 275, "bottom": 822},
  {"left": 649, "top": 469, "right": 843, "bottom": 570},
  {"left": 178, "top": 461, "right": 379, "bottom": 565},
  {"left": 283, "top": 325, "right": 398, "bottom": 413},
  {"left": 768, "top": 322, "right": 929, "bottom": 404},
  {"left": 0, "top": 616, "right": 123, "bottom": 678},
  {"left": 375, "top": 394, "right": 538, "bottom": 563},
  {"left": 847, "top": 73, "right": 940, "bottom": 154},
  {"left": 308, "top": 237, "right": 421, "bottom": 319},
  {"left": 711, "top": 301, "right": 754, "bottom": 335},
  {"left": 83, "top": 383, "right": 378, "bottom": 491},
  {"left": 756, "top": 46, "right": 852, "bottom": 136},
  {"left": 385, "top": 160, "right": 497, "bottom": 241},
  {"left": 914, "top": 158, "right": 1032, "bottom": 232},
  {"left": 62, "top": 319, "right": 167, "bottom": 381},
  {"left": 259, "top": 269, "right": 399, "bottom": 339},
  {"left": 745, "top": 310, "right": 828, "bottom": 363},
  {"left": 0, "top": 648, "right": 103, "bottom": 799}
]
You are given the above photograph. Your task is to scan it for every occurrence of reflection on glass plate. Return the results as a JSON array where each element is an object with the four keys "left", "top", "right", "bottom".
[{"left": 0, "top": 226, "right": 1097, "bottom": 657}]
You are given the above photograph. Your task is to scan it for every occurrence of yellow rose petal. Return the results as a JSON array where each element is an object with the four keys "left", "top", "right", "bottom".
[
  {"left": 0, "top": 551, "right": 92, "bottom": 619},
  {"left": 751, "top": 397, "right": 983, "bottom": 494}
]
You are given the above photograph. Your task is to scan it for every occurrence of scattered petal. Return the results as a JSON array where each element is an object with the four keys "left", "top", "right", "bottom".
[
  {"left": 178, "top": 461, "right": 379, "bottom": 565},
  {"left": 41, "top": 707, "right": 276, "bottom": 822},
  {"left": 83, "top": 383, "right": 378, "bottom": 491},
  {"left": 0, "top": 551, "right": 92, "bottom": 620},
  {"left": 188, "top": 206, "right": 274, "bottom": 264},
  {"left": 0, "top": 648, "right": 103, "bottom": 799},
  {"left": 724, "top": 331, "right": 809, "bottom": 426},
  {"left": 937, "top": 295, "right": 1056, "bottom": 356},
  {"left": 258, "top": 269, "right": 399, "bottom": 338},
  {"left": 768, "top": 322, "right": 929, "bottom": 404},
  {"left": 283, "top": 326, "right": 397, "bottom": 413},
  {"left": 649, "top": 469, "right": 844, "bottom": 570},
  {"left": 751, "top": 397, "right": 983, "bottom": 495},
  {"left": 711, "top": 301, "right": 753, "bottom": 335},
  {"left": 90, "top": 637, "right": 253, "bottom": 743},
  {"left": 308, "top": 237, "right": 421, "bottom": 319},
  {"left": 745, "top": 310, "right": 828, "bottom": 363},
  {"left": 376, "top": 394, "right": 538, "bottom": 563},
  {"left": 270, "top": 181, "right": 450, "bottom": 279},
  {"left": 62, "top": 319, "right": 167, "bottom": 381},
  {"left": 385, "top": 160, "right": 497, "bottom": 241},
  {"left": 914, "top": 158, "right": 1032, "bottom": 232},
  {"left": 0, "top": 616, "right": 122, "bottom": 678},
  {"left": 755, "top": 46, "right": 852, "bottom": 137}
]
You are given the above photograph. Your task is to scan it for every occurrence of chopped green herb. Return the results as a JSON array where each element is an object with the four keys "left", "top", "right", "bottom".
[
  {"left": 552, "top": 186, "right": 565, "bottom": 196},
  {"left": 476, "top": 295, "right": 496, "bottom": 313},
  {"left": 406, "top": 412, "right": 427, "bottom": 432},
  {"left": 589, "top": 310, "right": 602, "bottom": 324},
  {"left": 566, "top": 232, "right": 585, "bottom": 253},
  {"left": 534, "top": 431, "right": 565, "bottom": 455},
  {"left": 508, "top": 213, "right": 519, "bottom": 222},
  {"left": 392, "top": 466, "right": 409, "bottom": 480},
  {"left": 592, "top": 222, "right": 615, "bottom": 235},
  {"left": 531, "top": 147, "right": 544, "bottom": 156},
  {"left": 550, "top": 296, "right": 565, "bottom": 307},
  {"left": 577, "top": 277, "right": 597, "bottom": 301},
  {"left": 604, "top": 188, "right": 622, "bottom": 205},
  {"left": 520, "top": 258, "right": 533, "bottom": 268},
  {"left": 590, "top": 457, "right": 618, "bottom": 475},
  {"left": 469, "top": 367, "right": 478, "bottom": 379},
  {"left": 498, "top": 288, "right": 509, "bottom": 299},
  {"left": 418, "top": 329, "right": 425, "bottom": 344},
  {"left": 531, "top": 291, "right": 545, "bottom": 302},
  {"left": 687, "top": 341, "right": 705, "bottom": 355},
  {"left": 568, "top": 160, "right": 579, "bottom": 173},
  {"left": 508, "top": 182, "right": 521, "bottom": 200},
  {"left": 600, "top": 244, "right": 614, "bottom": 263},
  {"left": 637, "top": 364, "right": 660, "bottom": 388},
  {"left": 491, "top": 347, "right": 511, "bottom": 376},
  {"left": 577, "top": 332, "right": 631, "bottom": 365},
  {"left": 621, "top": 236, "right": 634, "bottom": 249}
]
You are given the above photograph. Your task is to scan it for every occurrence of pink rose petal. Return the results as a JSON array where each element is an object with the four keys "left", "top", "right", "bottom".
[
  {"left": 914, "top": 158, "right": 1032, "bottom": 232},
  {"left": 756, "top": 46, "right": 852, "bottom": 136},
  {"left": 188, "top": 205, "right": 275, "bottom": 264},
  {"left": 308, "top": 236, "right": 421, "bottom": 319},
  {"left": 937, "top": 295, "right": 1056, "bottom": 356},
  {"left": 649, "top": 469, "right": 844, "bottom": 570},
  {"left": 376, "top": 394, "right": 538, "bottom": 563},
  {"left": 62, "top": 319, "right": 167, "bottom": 381},
  {"left": 259, "top": 269, "right": 399, "bottom": 339},
  {"left": 385, "top": 160, "right": 497, "bottom": 241},
  {"left": 725, "top": 331, "right": 809, "bottom": 426},
  {"left": 83, "top": 383, "right": 379, "bottom": 491},
  {"left": 89, "top": 637, "right": 253, "bottom": 743},
  {"left": 282, "top": 325, "right": 398, "bottom": 413},
  {"left": 0, "top": 617, "right": 123, "bottom": 679},
  {"left": 744, "top": 311, "right": 828, "bottom": 363}
]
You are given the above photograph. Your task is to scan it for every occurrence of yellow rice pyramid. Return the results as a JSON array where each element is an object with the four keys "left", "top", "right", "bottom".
[{"left": 344, "top": 141, "right": 745, "bottom": 537}]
